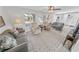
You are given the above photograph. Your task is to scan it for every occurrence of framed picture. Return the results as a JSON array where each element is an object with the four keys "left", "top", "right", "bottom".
[{"left": 0, "top": 16, "right": 5, "bottom": 27}]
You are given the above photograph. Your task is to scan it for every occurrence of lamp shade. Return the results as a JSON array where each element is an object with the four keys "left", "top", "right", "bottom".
[{"left": 15, "top": 18, "right": 22, "bottom": 24}]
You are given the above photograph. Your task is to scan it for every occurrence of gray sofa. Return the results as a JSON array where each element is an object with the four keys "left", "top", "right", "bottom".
[
  {"left": 6, "top": 32, "right": 28, "bottom": 52},
  {"left": 0, "top": 30, "right": 28, "bottom": 52},
  {"left": 51, "top": 22, "right": 64, "bottom": 31}
]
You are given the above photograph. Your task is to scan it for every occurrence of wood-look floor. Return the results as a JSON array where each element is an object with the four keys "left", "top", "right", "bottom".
[{"left": 26, "top": 29, "right": 69, "bottom": 52}]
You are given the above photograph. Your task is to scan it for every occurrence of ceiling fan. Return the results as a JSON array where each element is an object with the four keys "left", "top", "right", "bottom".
[
  {"left": 48, "top": 6, "right": 61, "bottom": 12},
  {"left": 46, "top": 6, "right": 61, "bottom": 20}
]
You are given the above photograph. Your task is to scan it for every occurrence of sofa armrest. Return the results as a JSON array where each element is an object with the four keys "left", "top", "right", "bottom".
[{"left": 5, "top": 42, "right": 28, "bottom": 52}]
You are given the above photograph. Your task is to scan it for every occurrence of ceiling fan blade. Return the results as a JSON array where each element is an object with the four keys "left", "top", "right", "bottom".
[{"left": 53, "top": 8, "right": 61, "bottom": 10}]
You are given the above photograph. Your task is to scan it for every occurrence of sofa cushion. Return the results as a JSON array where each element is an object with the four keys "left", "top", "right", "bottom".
[{"left": 0, "top": 33, "right": 17, "bottom": 51}]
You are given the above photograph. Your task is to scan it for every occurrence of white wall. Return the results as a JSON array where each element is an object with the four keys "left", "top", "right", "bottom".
[
  {"left": 53, "top": 12, "right": 79, "bottom": 27},
  {"left": 2, "top": 7, "right": 46, "bottom": 26}
]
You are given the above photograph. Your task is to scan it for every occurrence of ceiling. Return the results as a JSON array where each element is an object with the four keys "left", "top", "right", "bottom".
[
  {"left": 54, "top": 6, "right": 79, "bottom": 13},
  {"left": 20, "top": 6, "right": 79, "bottom": 14},
  {"left": 4, "top": 6, "right": 79, "bottom": 14}
]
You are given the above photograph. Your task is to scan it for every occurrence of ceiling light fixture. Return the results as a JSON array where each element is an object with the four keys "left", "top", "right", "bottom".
[{"left": 48, "top": 6, "right": 54, "bottom": 13}]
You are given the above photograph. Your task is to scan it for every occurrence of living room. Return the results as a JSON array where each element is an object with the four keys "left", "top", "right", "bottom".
[{"left": 0, "top": 6, "right": 79, "bottom": 52}]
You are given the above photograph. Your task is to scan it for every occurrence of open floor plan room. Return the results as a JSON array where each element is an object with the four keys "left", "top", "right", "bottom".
[{"left": 0, "top": 6, "right": 79, "bottom": 52}]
